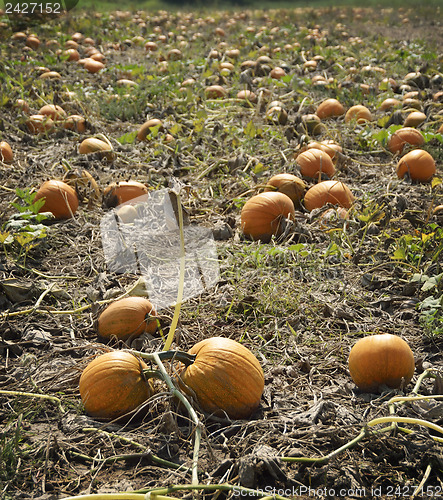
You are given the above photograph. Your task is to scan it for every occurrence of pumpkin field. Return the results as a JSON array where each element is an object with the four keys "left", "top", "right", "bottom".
[{"left": 0, "top": 3, "right": 443, "bottom": 499}]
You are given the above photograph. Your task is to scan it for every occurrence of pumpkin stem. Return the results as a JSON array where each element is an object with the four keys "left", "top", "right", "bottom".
[
  {"left": 151, "top": 352, "right": 201, "bottom": 485},
  {"left": 163, "top": 184, "right": 186, "bottom": 351}
]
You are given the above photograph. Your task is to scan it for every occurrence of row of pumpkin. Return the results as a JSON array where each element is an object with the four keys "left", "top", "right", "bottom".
[{"left": 80, "top": 295, "right": 415, "bottom": 422}]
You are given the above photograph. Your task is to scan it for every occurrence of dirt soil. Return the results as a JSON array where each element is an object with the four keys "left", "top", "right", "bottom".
[{"left": 0, "top": 4, "right": 442, "bottom": 500}]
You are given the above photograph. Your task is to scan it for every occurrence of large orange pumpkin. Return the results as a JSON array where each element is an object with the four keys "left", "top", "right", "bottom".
[
  {"left": 103, "top": 180, "right": 149, "bottom": 208},
  {"left": 241, "top": 191, "right": 295, "bottom": 242},
  {"left": 296, "top": 148, "right": 335, "bottom": 179},
  {"left": 180, "top": 337, "right": 264, "bottom": 419},
  {"left": 34, "top": 180, "right": 79, "bottom": 219},
  {"left": 264, "top": 173, "right": 306, "bottom": 207},
  {"left": 98, "top": 297, "right": 158, "bottom": 340},
  {"left": 348, "top": 334, "right": 415, "bottom": 392},
  {"left": 79, "top": 351, "right": 152, "bottom": 419},
  {"left": 345, "top": 105, "right": 372, "bottom": 124},
  {"left": 396, "top": 149, "right": 436, "bottom": 182},
  {"left": 303, "top": 180, "right": 354, "bottom": 211},
  {"left": 388, "top": 127, "right": 424, "bottom": 154},
  {"left": 316, "top": 98, "right": 345, "bottom": 119}
]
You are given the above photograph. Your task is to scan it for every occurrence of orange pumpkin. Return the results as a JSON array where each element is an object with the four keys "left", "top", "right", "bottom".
[
  {"left": 34, "top": 180, "right": 79, "bottom": 219},
  {"left": 388, "top": 127, "right": 424, "bottom": 154},
  {"left": 180, "top": 337, "right": 264, "bottom": 419},
  {"left": 316, "top": 98, "right": 345, "bottom": 119},
  {"left": 79, "top": 351, "right": 152, "bottom": 419},
  {"left": 82, "top": 58, "right": 105, "bottom": 73},
  {"left": 304, "top": 180, "right": 354, "bottom": 211},
  {"left": 306, "top": 140, "right": 342, "bottom": 162},
  {"left": 39, "top": 104, "right": 67, "bottom": 121},
  {"left": 396, "top": 149, "right": 436, "bottom": 182},
  {"left": 137, "top": 119, "right": 164, "bottom": 141},
  {"left": 345, "top": 105, "right": 372, "bottom": 124},
  {"left": 98, "top": 297, "right": 158, "bottom": 340},
  {"left": 26, "top": 114, "right": 55, "bottom": 135},
  {"left": 270, "top": 66, "right": 286, "bottom": 79},
  {"left": 0, "top": 141, "right": 13, "bottom": 163},
  {"left": 63, "top": 115, "right": 87, "bottom": 133},
  {"left": 237, "top": 90, "right": 257, "bottom": 103},
  {"left": 241, "top": 191, "right": 295, "bottom": 242},
  {"left": 103, "top": 180, "right": 149, "bottom": 208},
  {"left": 296, "top": 148, "right": 335, "bottom": 179},
  {"left": 379, "top": 98, "right": 401, "bottom": 111},
  {"left": 348, "top": 334, "right": 415, "bottom": 392},
  {"left": 264, "top": 173, "right": 306, "bottom": 207},
  {"left": 79, "top": 137, "right": 114, "bottom": 161},
  {"left": 404, "top": 111, "right": 426, "bottom": 127},
  {"left": 204, "top": 85, "right": 227, "bottom": 99}
]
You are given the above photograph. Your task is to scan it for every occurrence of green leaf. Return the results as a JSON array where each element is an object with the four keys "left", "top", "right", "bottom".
[
  {"left": 419, "top": 296, "right": 442, "bottom": 311},
  {"left": 0, "top": 231, "right": 13, "bottom": 244},
  {"left": 253, "top": 162, "right": 265, "bottom": 174},
  {"left": 392, "top": 247, "right": 406, "bottom": 260},
  {"left": 116, "top": 131, "right": 137, "bottom": 145},
  {"left": 244, "top": 120, "right": 257, "bottom": 138}
]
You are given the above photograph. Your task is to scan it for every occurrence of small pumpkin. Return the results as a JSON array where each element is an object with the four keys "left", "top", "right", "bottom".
[
  {"left": 396, "top": 149, "right": 436, "bottom": 182},
  {"left": 241, "top": 191, "right": 295, "bottom": 242},
  {"left": 103, "top": 180, "right": 149, "bottom": 208},
  {"left": 26, "top": 114, "right": 54, "bottom": 135},
  {"left": 270, "top": 66, "right": 286, "bottom": 79},
  {"left": 39, "top": 104, "right": 67, "bottom": 121},
  {"left": 180, "top": 337, "right": 264, "bottom": 419},
  {"left": 316, "top": 98, "right": 345, "bottom": 119},
  {"left": 388, "top": 127, "right": 424, "bottom": 154},
  {"left": 344, "top": 105, "right": 372, "bottom": 124},
  {"left": 204, "top": 85, "right": 227, "bottom": 99},
  {"left": 266, "top": 106, "right": 288, "bottom": 125},
  {"left": 34, "top": 180, "right": 79, "bottom": 219},
  {"left": 296, "top": 148, "right": 335, "bottom": 179},
  {"left": 63, "top": 115, "right": 86, "bottom": 133},
  {"left": 79, "top": 351, "right": 152, "bottom": 419},
  {"left": 39, "top": 71, "right": 62, "bottom": 80},
  {"left": 304, "top": 180, "right": 354, "bottom": 211},
  {"left": 302, "top": 113, "right": 323, "bottom": 135},
  {"left": 306, "top": 140, "right": 342, "bottom": 162},
  {"left": 0, "top": 141, "right": 13, "bottom": 163},
  {"left": 379, "top": 98, "right": 401, "bottom": 111},
  {"left": 81, "top": 58, "right": 105, "bottom": 73},
  {"left": 98, "top": 296, "right": 158, "bottom": 340},
  {"left": 403, "top": 111, "right": 426, "bottom": 127},
  {"left": 137, "top": 119, "right": 164, "bottom": 141},
  {"left": 79, "top": 137, "right": 114, "bottom": 161},
  {"left": 237, "top": 89, "right": 257, "bottom": 103},
  {"left": 348, "top": 333, "right": 415, "bottom": 392},
  {"left": 264, "top": 173, "right": 306, "bottom": 207}
]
